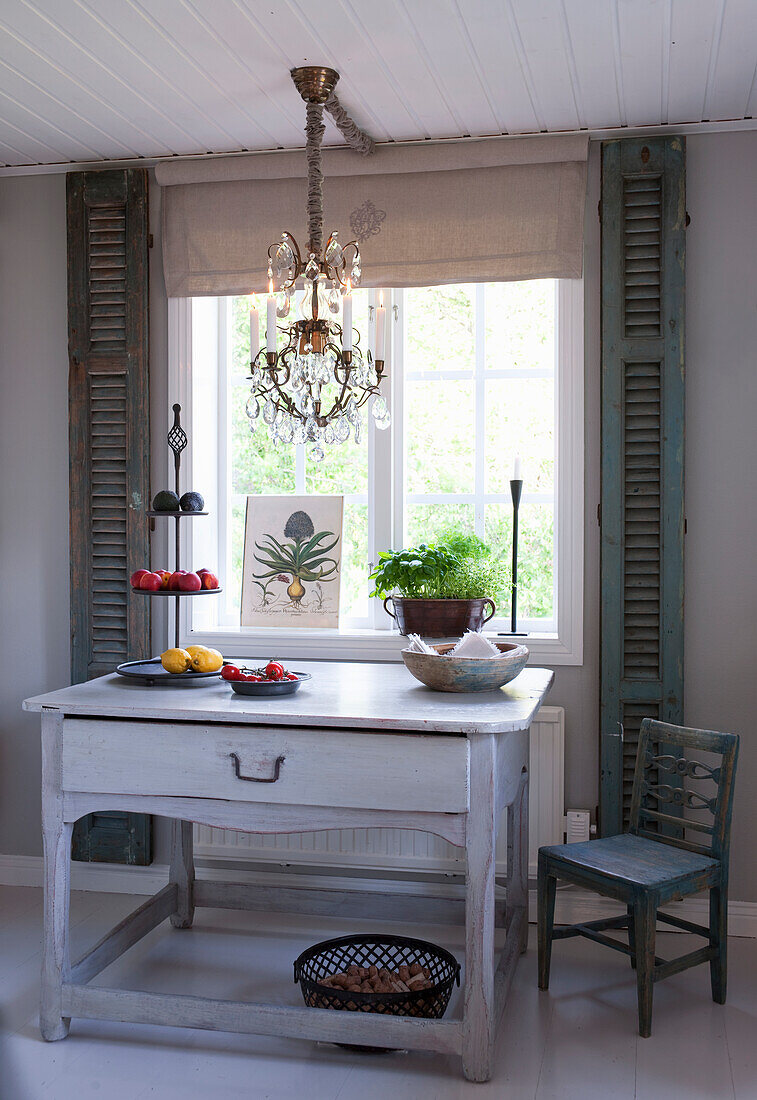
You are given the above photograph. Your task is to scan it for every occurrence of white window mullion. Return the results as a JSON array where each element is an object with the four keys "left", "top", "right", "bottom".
[
  {"left": 216, "top": 297, "right": 233, "bottom": 627},
  {"left": 186, "top": 296, "right": 221, "bottom": 635},
  {"left": 391, "top": 289, "right": 406, "bottom": 550},
  {"left": 474, "top": 283, "right": 486, "bottom": 541},
  {"left": 370, "top": 288, "right": 398, "bottom": 628}
]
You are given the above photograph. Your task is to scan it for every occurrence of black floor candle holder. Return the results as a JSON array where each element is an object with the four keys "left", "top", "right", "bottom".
[{"left": 499, "top": 478, "right": 527, "bottom": 638}]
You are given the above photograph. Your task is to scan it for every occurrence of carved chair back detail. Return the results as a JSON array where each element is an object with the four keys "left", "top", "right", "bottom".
[{"left": 629, "top": 719, "right": 738, "bottom": 864}]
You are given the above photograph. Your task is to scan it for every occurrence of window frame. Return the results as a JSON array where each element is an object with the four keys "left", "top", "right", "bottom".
[{"left": 168, "top": 278, "right": 583, "bottom": 664}]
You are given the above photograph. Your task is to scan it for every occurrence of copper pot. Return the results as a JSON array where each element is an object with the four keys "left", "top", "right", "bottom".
[{"left": 383, "top": 597, "right": 496, "bottom": 638}]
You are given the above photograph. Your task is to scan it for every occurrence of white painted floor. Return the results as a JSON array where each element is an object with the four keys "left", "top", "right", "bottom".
[{"left": 0, "top": 883, "right": 754, "bottom": 1100}]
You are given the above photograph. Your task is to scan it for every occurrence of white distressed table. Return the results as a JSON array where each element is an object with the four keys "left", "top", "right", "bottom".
[{"left": 25, "top": 662, "right": 553, "bottom": 1083}]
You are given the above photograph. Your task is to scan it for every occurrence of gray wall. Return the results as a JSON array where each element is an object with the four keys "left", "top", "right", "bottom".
[
  {"left": 545, "top": 141, "right": 601, "bottom": 827},
  {"left": 683, "top": 132, "right": 757, "bottom": 903},
  {"left": 0, "top": 175, "right": 69, "bottom": 858},
  {"left": 0, "top": 132, "right": 754, "bottom": 902}
]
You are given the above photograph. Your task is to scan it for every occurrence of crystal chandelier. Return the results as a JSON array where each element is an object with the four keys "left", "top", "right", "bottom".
[{"left": 246, "top": 66, "right": 390, "bottom": 462}]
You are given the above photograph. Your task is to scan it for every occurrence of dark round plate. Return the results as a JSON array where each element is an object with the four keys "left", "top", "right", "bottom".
[
  {"left": 228, "top": 673, "right": 311, "bottom": 696},
  {"left": 115, "top": 658, "right": 222, "bottom": 687},
  {"left": 131, "top": 587, "right": 222, "bottom": 596},
  {"left": 145, "top": 510, "right": 209, "bottom": 517}
]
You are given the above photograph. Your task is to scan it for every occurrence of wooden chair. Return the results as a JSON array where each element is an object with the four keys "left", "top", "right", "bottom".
[{"left": 537, "top": 719, "right": 739, "bottom": 1037}]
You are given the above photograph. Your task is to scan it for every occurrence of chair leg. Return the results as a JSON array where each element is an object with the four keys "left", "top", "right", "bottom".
[
  {"left": 634, "top": 894, "right": 656, "bottom": 1038},
  {"left": 627, "top": 903, "right": 636, "bottom": 969},
  {"left": 709, "top": 885, "right": 727, "bottom": 1004},
  {"left": 537, "top": 862, "right": 557, "bottom": 991}
]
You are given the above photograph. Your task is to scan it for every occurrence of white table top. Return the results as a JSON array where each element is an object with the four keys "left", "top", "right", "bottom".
[{"left": 24, "top": 661, "right": 554, "bottom": 736}]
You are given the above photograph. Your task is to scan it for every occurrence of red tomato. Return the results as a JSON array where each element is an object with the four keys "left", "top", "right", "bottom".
[
  {"left": 286, "top": 673, "right": 298, "bottom": 681},
  {"left": 265, "top": 661, "right": 285, "bottom": 681},
  {"left": 221, "top": 665, "right": 240, "bottom": 681},
  {"left": 244, "top": 674, "right": 263, "bottom": 682}
]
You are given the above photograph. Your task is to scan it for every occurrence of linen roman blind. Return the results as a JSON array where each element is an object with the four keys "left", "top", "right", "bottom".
[{"left": 156, "top": 135, "right": 588, "bottom": 297}]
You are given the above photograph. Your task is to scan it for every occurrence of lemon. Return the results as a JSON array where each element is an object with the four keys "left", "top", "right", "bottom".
[
  {"left": 187, "top": 645, "right": 224, "bottom": 673},
  {"left": 161, "top": 648, "right": 192, "bottom": 674}
]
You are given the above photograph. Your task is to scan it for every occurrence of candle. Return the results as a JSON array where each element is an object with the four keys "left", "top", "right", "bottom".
[
  {"left": 249, "top": 295, "right": 259, "bottom": 360},
  {"left": 266, "top": 279, "right": 276, "bottom": 354},
  {"left": 513, "top": 454, "right": 522, "bottom": 481},
  {"left": 375, "top": 290, "right": 386, "bottom": 361},
  {"left": 342, "top": 280, "right": 353, "bottom": 352}
]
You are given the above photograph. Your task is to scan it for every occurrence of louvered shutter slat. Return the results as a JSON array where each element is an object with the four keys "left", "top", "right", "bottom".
[
  {"left": 68, "top": 168, "right": 152, "bottom": 866},
  {"left": 600, "top": 138, "right": 685, "bottom": 835}
]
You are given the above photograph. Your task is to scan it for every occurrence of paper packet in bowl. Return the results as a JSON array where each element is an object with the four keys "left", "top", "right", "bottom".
[{"left": 449, "top": 630, "right": 500, "bottom": 659}]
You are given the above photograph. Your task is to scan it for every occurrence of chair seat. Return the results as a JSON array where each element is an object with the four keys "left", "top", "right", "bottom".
[{"left": 540, "top": 832, "right": 719, "bottom": 889}]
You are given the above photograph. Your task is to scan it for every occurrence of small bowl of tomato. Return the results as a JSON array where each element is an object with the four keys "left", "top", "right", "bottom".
[{"left": 220, "top": 661, "right": 311, "bottom": 697}]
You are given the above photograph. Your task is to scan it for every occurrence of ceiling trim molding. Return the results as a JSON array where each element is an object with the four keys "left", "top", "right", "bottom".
[{"left": 0, "top": 117, "right": 754, "bottom": 178}]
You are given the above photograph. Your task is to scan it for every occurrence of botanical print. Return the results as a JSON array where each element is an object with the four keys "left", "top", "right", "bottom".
[{"left": 241, "top": 495, "right": 343, "bottom": 628}]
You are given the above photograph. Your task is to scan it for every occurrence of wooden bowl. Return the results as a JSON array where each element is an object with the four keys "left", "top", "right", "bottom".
[{"left": 400, "top": 641, "right": 529, "bottom": 693}]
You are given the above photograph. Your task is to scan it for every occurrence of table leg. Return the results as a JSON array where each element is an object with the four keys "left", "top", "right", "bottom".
[
  {"left": 463, "top": 735, "right": 497, "bottom": 1083},
  {"left": 169, "top": 820, "right": 195, "bottom": 929},
  {"left": 41, "top": 710, "right": 72, "bottom": 1041},
  {"left": 507, "top": 768, "right": 529, "bottom": 953}
]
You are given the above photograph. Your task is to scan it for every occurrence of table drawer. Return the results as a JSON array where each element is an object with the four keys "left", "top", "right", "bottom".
[{"left": 60, "top": 719, "right": 469, "bottom": 813}]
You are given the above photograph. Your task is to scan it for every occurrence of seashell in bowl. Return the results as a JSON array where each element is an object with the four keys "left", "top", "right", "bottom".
[{"left": 401, "top": 641, "right": 529, "bottom": 693}]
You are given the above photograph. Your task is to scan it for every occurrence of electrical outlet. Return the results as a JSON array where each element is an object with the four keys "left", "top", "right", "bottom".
[{"left": 565, "top": 810, "right": 592, "bottom": 844}]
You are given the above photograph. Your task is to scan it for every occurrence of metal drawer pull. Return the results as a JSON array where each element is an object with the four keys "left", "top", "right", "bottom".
[{"left": 229, "top": 752, "right": 285, "bottom": 783}]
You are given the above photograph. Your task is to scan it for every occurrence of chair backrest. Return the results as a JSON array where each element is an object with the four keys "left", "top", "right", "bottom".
[{"left": 628, "top": 718, "right": 739, "bottom": 864}]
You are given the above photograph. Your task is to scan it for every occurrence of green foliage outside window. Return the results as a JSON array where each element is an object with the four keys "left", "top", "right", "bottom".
[{"left": 226, "top": 281, "right": 556, "bottom": 624}]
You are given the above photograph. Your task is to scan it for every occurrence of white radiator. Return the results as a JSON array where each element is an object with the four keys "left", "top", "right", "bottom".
[{"left": 194, "top": 706, "right": 564, "bottom": 879}]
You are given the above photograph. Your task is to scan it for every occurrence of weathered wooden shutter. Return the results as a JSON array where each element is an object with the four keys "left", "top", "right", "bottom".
[
  {"left": 599, "top": 137, "right": 686, "bottom": 836},
  {"left": 67, "top": 168, "right": 152, "bottom": 864}
]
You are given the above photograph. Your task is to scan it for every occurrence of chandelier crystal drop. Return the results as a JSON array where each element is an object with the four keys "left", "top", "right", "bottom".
[{"left": 246, "top": 66, "right": 390, "bottom": 459}]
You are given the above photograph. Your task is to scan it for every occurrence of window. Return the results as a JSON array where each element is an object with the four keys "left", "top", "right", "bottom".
[{"left": 171, "top": 279, "right": 583, "bottom": 663}]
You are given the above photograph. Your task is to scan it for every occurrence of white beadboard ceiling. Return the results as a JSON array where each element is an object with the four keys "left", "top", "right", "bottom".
[{"left": 0, "top": 0, "right": 755, "bottom": 169}]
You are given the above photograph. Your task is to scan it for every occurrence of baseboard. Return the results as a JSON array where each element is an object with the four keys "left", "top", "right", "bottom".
[
  {"left": 0, "top": 853, "right": 168, "bottom": 895},
  {"left": 2, "top": 853, "right": 755, "bottom": 938}
]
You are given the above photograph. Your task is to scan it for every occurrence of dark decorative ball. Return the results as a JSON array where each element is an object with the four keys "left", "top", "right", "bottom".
[
  {"left": 152, "top": 490, "right": 180, "bottom": 512},
  {"left": 180, "top": 491, "right": 205, "bottom": 512},
  {"left": 284, "top": 510, "right": 315, "bottom": 541}
]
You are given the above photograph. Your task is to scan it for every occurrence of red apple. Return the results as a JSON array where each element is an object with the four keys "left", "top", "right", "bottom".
[
  {"left": 156, "top": 570, "right": 171, "bottom": 589},
  {"left": 201, "top": 571, "right": 219, "bottom": 590},
  {"left": 168, "top": 570, "right": 187, "bottom": 590},
  {"left": 139, "top": 571, "right": 163, "bottom": 591},
  {"left": 177, "top": 571, "right": 202, "bottom": 592},
  {"left": 130, "top": 569, "right": 150, "bottom": 589}
]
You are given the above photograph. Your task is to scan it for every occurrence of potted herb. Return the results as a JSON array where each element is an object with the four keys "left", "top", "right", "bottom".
[{"left": 369, "top": 533, "right": 507, "bottom": 637}]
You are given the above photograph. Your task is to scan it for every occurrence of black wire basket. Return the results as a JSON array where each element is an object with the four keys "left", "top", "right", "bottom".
[{"left": 293, "top": 933, "right": 461, "bottom": 1020}]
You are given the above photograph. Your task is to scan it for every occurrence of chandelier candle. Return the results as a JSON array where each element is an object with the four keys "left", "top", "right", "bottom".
[
  {"left": 343, "top": 280, "right": 353, "bottom": 352},
  {"left": 249, "top": 298, "right": 260, "bottom": 359},
  {"left": 266, "top": 281, "right": 277, "bottom": 353},
  {"left": 245, "top": 65, "right": 390, "bottom": 461},
  {"left": 376, "top": 291, "right": 386, "bottom": 363}
]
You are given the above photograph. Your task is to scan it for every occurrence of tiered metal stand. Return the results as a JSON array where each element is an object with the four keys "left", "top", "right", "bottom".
[{"left": 120, "top": 404, "right": 223, "bottom": 684}]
